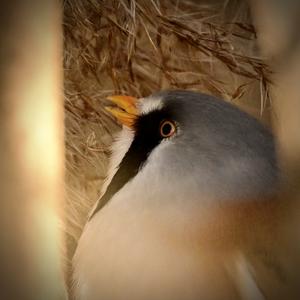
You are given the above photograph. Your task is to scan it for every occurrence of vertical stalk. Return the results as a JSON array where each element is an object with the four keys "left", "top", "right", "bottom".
[{"left": 0, "top": 1, "right": 65, "bottom": 299}]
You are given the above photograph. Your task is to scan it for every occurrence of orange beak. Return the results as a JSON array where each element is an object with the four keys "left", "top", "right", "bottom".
[{"left": 105, "top": 95, "right": 138, "bottom": 128}]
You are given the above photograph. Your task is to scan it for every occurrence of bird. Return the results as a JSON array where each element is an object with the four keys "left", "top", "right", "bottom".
[{"left": 73, "top": 90, "right": 298, "bottom": 300}]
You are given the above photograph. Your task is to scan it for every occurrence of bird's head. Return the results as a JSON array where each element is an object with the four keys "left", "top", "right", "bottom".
[{"left": 91, "top": 90, "right": 279, "bottom": 219}]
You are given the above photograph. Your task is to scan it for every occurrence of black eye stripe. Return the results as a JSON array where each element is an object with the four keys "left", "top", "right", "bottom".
[{"left": 90, "top": 109, "right": 172, "bottom": 219}]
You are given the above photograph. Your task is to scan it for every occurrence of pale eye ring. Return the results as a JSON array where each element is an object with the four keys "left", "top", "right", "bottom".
[{"left": 159, "top": 120, "right": 176, "bottom": 138}]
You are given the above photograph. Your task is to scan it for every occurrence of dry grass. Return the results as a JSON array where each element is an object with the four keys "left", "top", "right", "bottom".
[{"left": 63, "top": 0, "right": 273, "bottom": 290}]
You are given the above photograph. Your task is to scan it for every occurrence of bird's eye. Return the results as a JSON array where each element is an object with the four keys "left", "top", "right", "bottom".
[{"left": 159, "top": 120, "right": 176, "bottom": 138}]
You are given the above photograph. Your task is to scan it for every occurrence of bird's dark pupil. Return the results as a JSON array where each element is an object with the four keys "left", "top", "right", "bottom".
[{"left": 162, "top": 123, "right": 172, "bottom": 136}]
